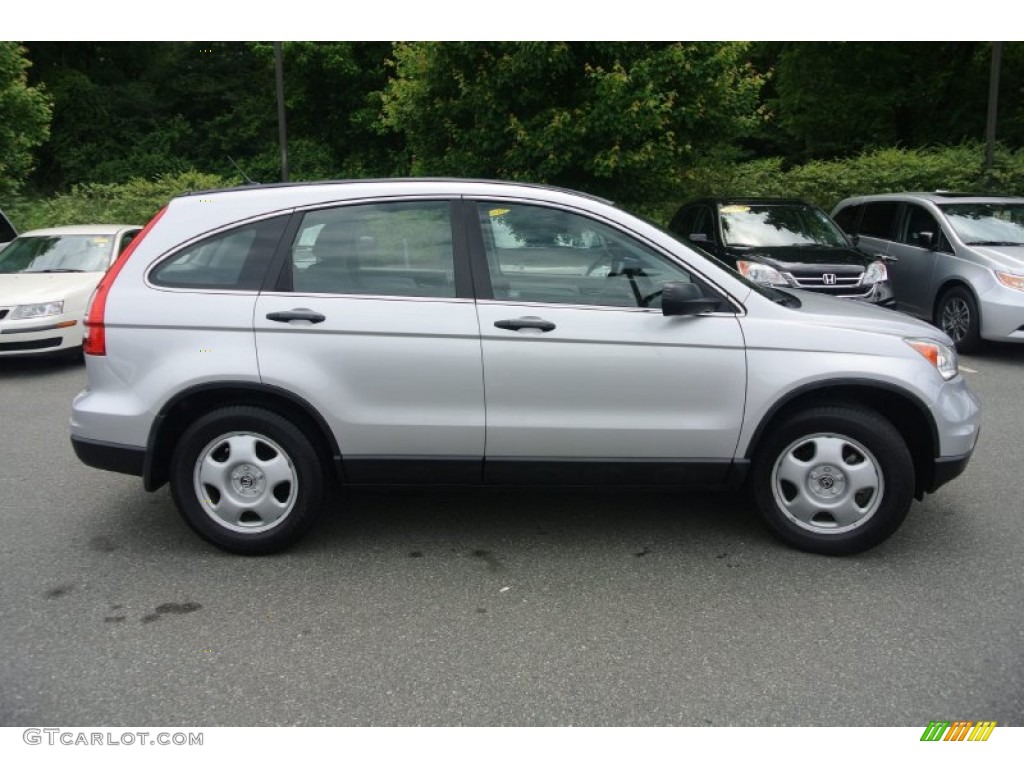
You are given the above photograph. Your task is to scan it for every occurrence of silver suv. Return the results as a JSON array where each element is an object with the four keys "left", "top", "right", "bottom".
[
  {"left": 832, "top": 192, "right": 1024, "bottom": 352},
  {"left": 70, "top": 180, "right": 981, "bottom": 556}
]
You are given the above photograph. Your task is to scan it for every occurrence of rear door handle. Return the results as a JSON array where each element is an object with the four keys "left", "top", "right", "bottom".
[
  {"left": 494, "top": 317, "right": 556, "bottom": 332},
  {"left": 266, "top": 309, "right": 326, "bottom": 324}
]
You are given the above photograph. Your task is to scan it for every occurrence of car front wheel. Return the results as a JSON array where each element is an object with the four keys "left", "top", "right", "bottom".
[
  {"left": 170, "top": 406, "right": 324, "bottom": 554},
  {"left": 752, "top": 405, "right": 914, "bottom": 555},
  {"left": 936, "top": 285, "right": 981, "bottom": 353}
]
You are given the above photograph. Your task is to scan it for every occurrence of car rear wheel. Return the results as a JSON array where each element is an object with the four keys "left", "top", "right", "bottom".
[
  {"left": 936, "top": 285, "right": 981, "bottom": 353},
  {"left": 170, "top": 406, "right": 324, "bottom": 554},
  {"left": 752, "top": 405, "right": 914, "bottom": 555}
]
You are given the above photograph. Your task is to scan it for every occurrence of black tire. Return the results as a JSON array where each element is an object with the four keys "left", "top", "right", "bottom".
[
  {"left": 935, "top": 285, "right": 981, "bottom": 353},
  {"left": 751, "top": 405, "right": 914, "bottom": 555},
  {"left": 170, "top": 406, "right": 325, "bottom": 555}
]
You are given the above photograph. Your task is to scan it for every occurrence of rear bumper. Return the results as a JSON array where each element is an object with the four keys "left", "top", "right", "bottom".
[{"left": 71, "top": 435, "right": 145, "bottom": 477}]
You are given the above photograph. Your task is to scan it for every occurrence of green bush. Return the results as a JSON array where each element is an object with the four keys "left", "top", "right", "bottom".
[
  {"left": 678, "top": 144, "right": 1024, "bottom": 216},
  {"left": 5, "top": 170, "right": 231, "bottom": 231}
]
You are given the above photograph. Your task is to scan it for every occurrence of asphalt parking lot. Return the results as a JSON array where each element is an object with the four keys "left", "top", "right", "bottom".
[{"left": 0, "top": 347, "right": 1022, "bottom": 726}]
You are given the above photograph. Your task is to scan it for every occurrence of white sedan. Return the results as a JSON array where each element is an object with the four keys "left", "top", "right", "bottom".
[{"left": 0, "top": 224, "right": 141, "bottom": 357}]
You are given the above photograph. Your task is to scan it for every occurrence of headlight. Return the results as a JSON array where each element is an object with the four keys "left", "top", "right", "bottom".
[
  {"left": 905, "top": 338, "right": 958, "bottom": 381},
  {"left": 863, "top": 261, "right": 888, "bottom": 286},
  {"left": 11, "top": 300, "right": 64, "bottom": 320},
  {"left": 737, "top": 260, "right": 786, "bottom": 286},
  {"left": 995, "top": 271, "right": 1024, "bottom": 292}
]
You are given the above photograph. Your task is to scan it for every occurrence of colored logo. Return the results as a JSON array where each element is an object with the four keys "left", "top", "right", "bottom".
[{"left": 920, "top": 720, "right": 996, "bottom": 741}]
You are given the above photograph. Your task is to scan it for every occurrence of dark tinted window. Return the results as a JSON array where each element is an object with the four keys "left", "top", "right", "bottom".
[
  {"left": 0, "top": 211, "right": 15, "bottom": 242},
  {"left": 290, "top": 201, "right": 455, "bottom": 298},
  {"left": 898, "top": 204, "right": 941, "bottom": 247},
  {"left": 832, "top": 204, "right": 861, "bottom": 234},
  {"left": 119, "top": 229, "right": 140, "bottom": 254},
  {"left": 151, "top": 216, "right": 288, "bottom": 290},
  {"left": 859, "top": 202, "right": 900, "bottom": 240}
]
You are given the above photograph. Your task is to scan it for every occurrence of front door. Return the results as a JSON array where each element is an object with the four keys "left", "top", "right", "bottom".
[{"left": 468, "top": 201, "right": 747, "bottom": 484}]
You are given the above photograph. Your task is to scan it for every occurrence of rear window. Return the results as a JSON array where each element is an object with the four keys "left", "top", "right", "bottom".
[{"left": 150, "top": 216, "right": 288, "bottom": 290}]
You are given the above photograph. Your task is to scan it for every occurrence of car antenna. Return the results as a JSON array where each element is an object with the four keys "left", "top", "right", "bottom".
[{"left": 227, "top": 156, "right": 260, "bottom": 185}]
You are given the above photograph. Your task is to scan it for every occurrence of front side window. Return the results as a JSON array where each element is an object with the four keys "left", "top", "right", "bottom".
[
  {"left": 939, "top": 202, "right": 1024, "bottom": 246},
  {"left": 832, "top": 204, "right": 861, "bottom": 234},
  {"left": 477, "top": 203, "right": 694, "bottom": 308},
  {"left": 151, "top": 216, "right": 287, "bottom": 290},
  {"left": 718, "top": 204, "right": 848, "bottom": 248},
  {"left": 291, "top": 201, "right": 455, "bottom": 298},
  {"left": 898, "top": 204, "right": 943, "bottom": 249}
]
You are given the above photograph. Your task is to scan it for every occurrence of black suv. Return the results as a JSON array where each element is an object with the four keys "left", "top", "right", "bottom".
[{"left": 668, "top": 198, "right": 893, "bottom": 304}]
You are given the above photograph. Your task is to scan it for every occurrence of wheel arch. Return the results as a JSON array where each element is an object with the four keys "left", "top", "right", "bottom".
[
  {"left": 144, "top": 382, "right": 343, "bottom": 491},
  {"left": 744, "top": 380, "right": 939, "bottom": 500},
  {"left": 932, "top": 278, "right": 980, "bottom": 323}
]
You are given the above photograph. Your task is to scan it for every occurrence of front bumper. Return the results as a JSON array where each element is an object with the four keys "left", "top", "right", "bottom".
[
  {"left": 979, "top": 284, "right": 1024, "bottom": 343},
  {"left": 0, "top": 316, "right": 83, "bottom": 355}
]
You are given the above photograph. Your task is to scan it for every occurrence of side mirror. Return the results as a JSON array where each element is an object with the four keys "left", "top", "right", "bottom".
[
  {"left": 661, "top": 281, "right": 722, "bottom": 317},
  {"left": 916, "top": 231, "right": 936, "bottom": 249},
  {"left": 688, "top": 233, "right": 710, "bottom": 243},
  {"left": 849, "top": 234, "right": 860, "bottom": 246}
]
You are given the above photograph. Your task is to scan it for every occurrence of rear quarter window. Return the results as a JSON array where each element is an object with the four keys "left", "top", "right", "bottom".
[{"left": 150, "top": 216, "right": 288, "bottom": 290}]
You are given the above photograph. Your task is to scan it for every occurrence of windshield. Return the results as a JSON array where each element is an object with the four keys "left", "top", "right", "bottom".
[
  {"left": 938, "top": 202, "right": 1024, "bottom": 246},
  {"left": 657, "top": 220, "right": 802, "bottom": 307},
  {"left": 719, "top": 204, "right": 849, "bottom": 248},
  {"left": 0, "top": 234, "right": 116, "bottom": 273}
]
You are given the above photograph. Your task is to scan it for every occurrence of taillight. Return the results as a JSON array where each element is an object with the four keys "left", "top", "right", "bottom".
[{"left": 84, "top": 206, "right": 167, "bottom": 356}]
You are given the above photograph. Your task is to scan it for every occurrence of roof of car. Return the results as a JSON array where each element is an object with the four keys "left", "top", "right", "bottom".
[
  {"left": 838, "top": 192, "right": 1024, "bottom": 205},
  {"left": 17, "top": 224, "right": 142, "bottom": 237},
  {"left": 680, "top": 197, "right": 817, "bottom": 207},
  {"left": 182, "top": 178, "right": 616, "bottom": 206}
]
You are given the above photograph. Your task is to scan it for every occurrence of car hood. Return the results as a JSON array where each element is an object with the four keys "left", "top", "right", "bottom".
[
  {"left": 725, "top": 245, "right": 873, "bottom": 270},
  {"left": 782, "top": 287, "right": 946, "bottom": 340},
  {"left": 968, "top": 244, "right": 1024, "bottom": 272},
  {"left": 0, "top": 272, "right": 103, "bottom": 305}
]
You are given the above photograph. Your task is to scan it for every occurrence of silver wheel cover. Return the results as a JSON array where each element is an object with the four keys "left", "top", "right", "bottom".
[{"left": 771, "top": 432, "right": 884, "bottom": 535}]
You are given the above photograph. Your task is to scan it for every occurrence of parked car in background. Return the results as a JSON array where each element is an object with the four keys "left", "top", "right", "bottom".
[
  {"left": 832, "top": 192, "right": 1024, "bottom": 352},
  {"left": 0, "top": 209, "right": 16, "bottom": 249},
  {"left": 0, "top": 224, "right": 141, "bottom": 357},
  {"left": 69, "top": 179, "right": 979, "bottom": 557},
  {"left": 668, "top": 198, "right": 893, "bottom": 304}
]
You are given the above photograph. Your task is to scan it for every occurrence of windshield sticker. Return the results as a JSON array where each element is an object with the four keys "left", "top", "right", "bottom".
[
  {"left": 720, "top": 205, "right": 750, "bottom": 214},
  {"left": 489, "top": 208, "right": 510, "bottom": 217}
]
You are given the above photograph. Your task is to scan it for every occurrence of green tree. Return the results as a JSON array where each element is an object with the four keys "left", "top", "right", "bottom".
[
  {"left": 0, "top": 42, "right": 52, "bottom": 195},
  {"left": 381, "top": 42, "right": 766, "bottom": 204},
  {"left": 768, "top": 42, "right": 1024, "bottom": 160}
]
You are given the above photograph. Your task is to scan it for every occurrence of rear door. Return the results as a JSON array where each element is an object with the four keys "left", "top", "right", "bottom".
[
  {"left": 468, "top": 201, "right": 747, "bottom": 484},
  {"left": 254, "top": 199, "right": 485, "bottom": 483}
]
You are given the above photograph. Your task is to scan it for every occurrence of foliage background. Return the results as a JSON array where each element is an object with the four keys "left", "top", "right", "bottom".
[{"left": 2, "top": 42, "right": 1023, "bottom": 229}]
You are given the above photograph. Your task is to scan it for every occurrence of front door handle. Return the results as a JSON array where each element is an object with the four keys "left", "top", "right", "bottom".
[
  {"left": 266, "top": 308, "right": 326, "bottom": 324},
  {"left": 494, "top": 317, "right": 556, "bottom": 332}
]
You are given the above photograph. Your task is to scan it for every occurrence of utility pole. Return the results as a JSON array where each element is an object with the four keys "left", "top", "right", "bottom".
[
  {"left": 275, "top": 42, "right": 289, "bottom": 183},
  {"left": 985, "top": 42, "right": 1002, "bottom": 175}
]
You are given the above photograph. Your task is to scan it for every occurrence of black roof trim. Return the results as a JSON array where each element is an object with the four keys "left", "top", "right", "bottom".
[
  {"left": 182, "top": 178, "right": 615, "bottom": 206},
  {"left": 682, "top": 196, "right": 817, "bottom": 207}
]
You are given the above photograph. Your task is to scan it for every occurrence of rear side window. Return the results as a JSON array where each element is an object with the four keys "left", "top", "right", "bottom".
[
  {"left": 859, "top": 202, "right": 900, "bottom": 240},
  {"left": 151, "top": 216, "right": 288, "bottom": 290},
  {"left": 290, "top": 201, "right": 456, "bottom": 298},
  {"left": 832, "top": 204, "right": 861, "bottom": 234},
  {"left": 0, "top": 211, "right": 15, "bottom": 242}
]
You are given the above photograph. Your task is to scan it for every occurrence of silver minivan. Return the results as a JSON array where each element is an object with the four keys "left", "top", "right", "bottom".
[
  {"left": 70, "top": 180, "right": 980, "bottom": 556},
  {"left": 832, "top": 192, "right": 1024, "bottom": 352}
]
